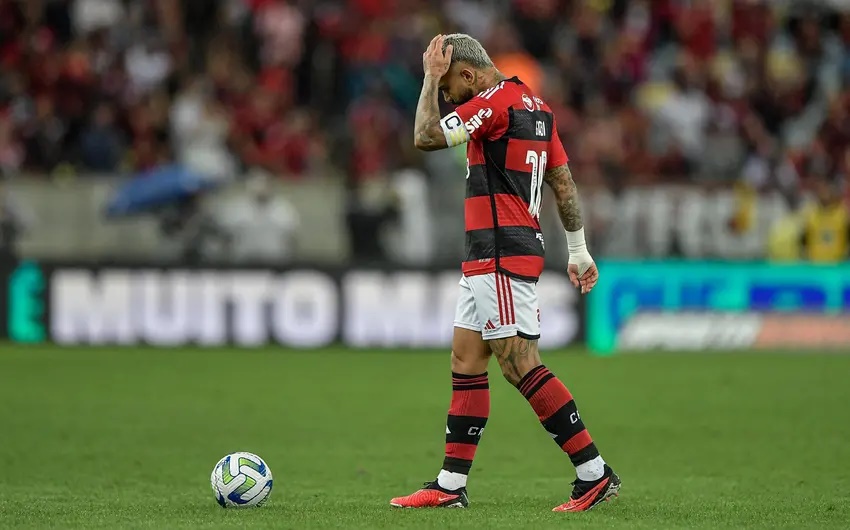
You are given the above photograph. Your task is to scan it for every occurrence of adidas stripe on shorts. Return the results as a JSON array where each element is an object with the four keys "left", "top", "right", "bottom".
[{"left": 453, "top": 272, "right": 540, "bottom": 341}]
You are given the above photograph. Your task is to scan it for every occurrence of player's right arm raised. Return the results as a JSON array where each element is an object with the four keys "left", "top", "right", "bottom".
[
  {"left": 413, "top": 35, "right": 453, "bottom": 151},
  {"left": 544, "top": 163, "right": 599, "bottom": 294}
]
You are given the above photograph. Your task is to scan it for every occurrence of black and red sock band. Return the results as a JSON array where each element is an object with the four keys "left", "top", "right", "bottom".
[
  {"left": 443, "top": 371, "right": 490, "bottom": 475},
  {"left": 452, "top": 372, "right": 490, "bottom": 391},
  {"left": 516, "top": 365, "right": 599, "bottom": 466}
]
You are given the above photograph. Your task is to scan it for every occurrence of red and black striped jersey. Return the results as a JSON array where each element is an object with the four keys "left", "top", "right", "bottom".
[{"left": 439, "top": 77, "right": 568, "bottom": 282}]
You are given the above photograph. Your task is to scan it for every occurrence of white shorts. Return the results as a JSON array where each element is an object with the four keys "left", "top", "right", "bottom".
[{"left": 453, "top": 272, "right": 541, "bottom": 341}]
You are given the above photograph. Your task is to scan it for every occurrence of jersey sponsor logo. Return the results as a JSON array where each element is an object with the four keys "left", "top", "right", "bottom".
[
  {"left": 522, "top": 93, "right": 534, "bottom": 111},
  {"left": 465, "top": 107, "right": 493, "bottom": 134},
  {"left": 533, "top": 96, "right": 545, "bottom": 109},
  {"left": 440, "top": 111, "right": 470, "bottom": 147}
]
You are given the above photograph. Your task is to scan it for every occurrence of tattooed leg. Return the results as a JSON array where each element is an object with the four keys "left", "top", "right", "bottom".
[
  {"left": 493, "top": 334, "right": 606, "bottom": 483},
  {"left": 489, "top": 336, "right": 542, "bottom": 385}
]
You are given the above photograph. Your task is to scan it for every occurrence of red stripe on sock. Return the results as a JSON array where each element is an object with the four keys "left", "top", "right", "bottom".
[
  {"left": 561, "top": 429, "right": 593, "bottom": 455},
  {"left": 453, "top": 382, "right": 488, "bottom": 389},
  {"left": 453, "top": 375, "right": 488, "bottom": 384},
  {"left": 519, "top": 367, "right": 550, "bottom": 396},
  {"left": 448, "top": 388, "right": 490, "bottom": 418},
  {"left": 528, "top": 378, "right": 573, "bottom": 422},
  {"left": 452, "top": 383, "right": 489, "bottom": 390},
  {"left": 445, "top": 442, "right": 478, "bottom": 461}
]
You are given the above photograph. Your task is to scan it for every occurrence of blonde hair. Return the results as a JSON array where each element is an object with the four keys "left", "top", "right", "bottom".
[{"left": 442, "top": 33, "right": 494, "bottom": 69}]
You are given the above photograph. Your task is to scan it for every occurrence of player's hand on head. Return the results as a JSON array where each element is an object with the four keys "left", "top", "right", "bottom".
[
  {"left": 567, "top": 260, "right": 599, "bottom": 295},
  {"left": 422, "top": 34, "right": 453, "bottom": 78}
]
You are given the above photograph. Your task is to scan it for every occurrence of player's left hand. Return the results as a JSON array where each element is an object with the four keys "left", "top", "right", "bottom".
[
  {"left": 422, "top": 34, "right": 453, "bottom": 78},
  {"left": 568, "top": 261, "right": 599, "bottom": 295}
]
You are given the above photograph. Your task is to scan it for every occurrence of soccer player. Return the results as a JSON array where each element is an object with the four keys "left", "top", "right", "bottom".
[{"left": 389, "top": 34, "right": 620, "bottom": 512}]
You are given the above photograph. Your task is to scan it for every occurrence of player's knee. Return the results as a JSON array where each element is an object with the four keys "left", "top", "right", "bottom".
[
  {"left": 495, "top": 359, "right": 531, "bottom": 385},
  {"left": 451, "top": 327, "right": 490, "bottom": 374},
  {"left": 499, "top": 368, "right": 522, "bottom": 386},
  {"left": 451, "top": 349, "right": 489, "bottom": 374},
  {"left": 491, "top": 336, "right": 541, "bottom": 386}
]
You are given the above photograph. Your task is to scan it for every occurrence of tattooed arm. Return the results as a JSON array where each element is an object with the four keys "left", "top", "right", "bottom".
[
  {"left": 543, "top": 164, "right": 583, "bottom": 232},
  {"left": 413, "top": 75, "right": 448, "bottom": 151},
  {"left": 413, "top": 36, "right": 454, "bottom": 151},
  {"left": 544, "top": 163, "right": 599, "bottom": 294}
]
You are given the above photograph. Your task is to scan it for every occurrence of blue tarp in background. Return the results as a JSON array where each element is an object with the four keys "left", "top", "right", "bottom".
[{"left": 105, "top": 165, "right": 222, "bottom": 218}]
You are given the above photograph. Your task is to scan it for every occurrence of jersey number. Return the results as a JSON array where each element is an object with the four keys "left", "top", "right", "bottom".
[{"left": 526, "top": 150, "right": 547, "bottom": 218}]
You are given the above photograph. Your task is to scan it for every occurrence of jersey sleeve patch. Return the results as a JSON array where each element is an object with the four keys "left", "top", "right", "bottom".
[{"left": 440, "top": 111, "right": 471, "bottom": 147}]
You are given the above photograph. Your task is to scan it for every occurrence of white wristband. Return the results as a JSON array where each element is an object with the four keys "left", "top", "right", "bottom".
[{"left": 566, "top": 227, "right": 588, "bottom": 255}]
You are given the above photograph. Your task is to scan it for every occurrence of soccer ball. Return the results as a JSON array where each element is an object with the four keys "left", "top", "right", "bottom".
[{"left": 210, "top": 452, "right": 273, "bottom": 508}]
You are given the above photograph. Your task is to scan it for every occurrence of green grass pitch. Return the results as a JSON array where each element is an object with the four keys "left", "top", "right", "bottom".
[{"left": 1, "top": 345, "right": 849, "bottom": 529}]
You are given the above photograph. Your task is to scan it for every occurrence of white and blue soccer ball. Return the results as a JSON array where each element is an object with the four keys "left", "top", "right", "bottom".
[{"left": 210, "top": 452, "right": 273, "bottom": 508}]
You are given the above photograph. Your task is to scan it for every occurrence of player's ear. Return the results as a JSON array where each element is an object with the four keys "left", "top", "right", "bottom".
[{"left": 460, "top": 67, "right": 476, "bottom": 85}]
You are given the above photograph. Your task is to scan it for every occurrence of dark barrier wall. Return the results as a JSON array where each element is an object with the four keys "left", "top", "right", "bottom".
[{"left": 3, "top": 261, "right": 585, "bottom": 349}]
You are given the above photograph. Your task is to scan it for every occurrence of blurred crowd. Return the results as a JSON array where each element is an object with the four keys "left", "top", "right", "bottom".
[
  {"left": 2, "top": 0, "right": 850, "bottom": 261},
  {"left": 0, "top": 0, "right": 848, "bottom": 185}
]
